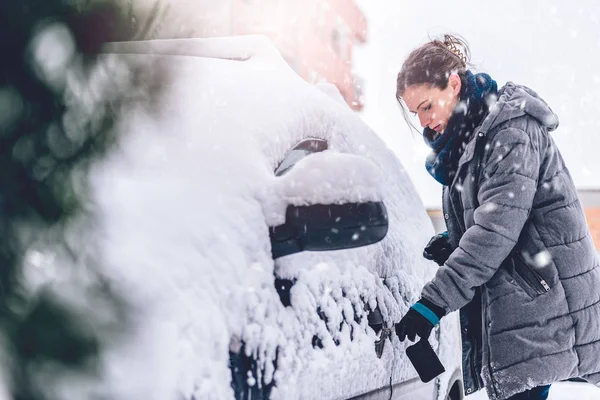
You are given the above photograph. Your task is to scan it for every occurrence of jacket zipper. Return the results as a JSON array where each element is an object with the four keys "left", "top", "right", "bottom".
[
  {"left": 514, "top": 253, "right": 551, "bottom": 294},
  {"left": 451, "top": 134, "right": 489, "bottom": 394},
  {"left": 445, "top": 188, "right": 481, "bottom": 392}
]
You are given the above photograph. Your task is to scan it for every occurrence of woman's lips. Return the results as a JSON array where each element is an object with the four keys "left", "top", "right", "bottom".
[{"left": 433, "top": 124, "right": 442, "bottom": 132}]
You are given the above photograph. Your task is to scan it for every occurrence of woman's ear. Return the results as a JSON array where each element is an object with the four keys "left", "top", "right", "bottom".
[{"left": 448, "top": 73, "right": 461, "bottom": 95}]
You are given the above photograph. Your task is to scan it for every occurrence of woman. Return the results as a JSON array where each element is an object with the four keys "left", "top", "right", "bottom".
[{"left": 394, "top": 34, "right": 600, "bottom": 400}]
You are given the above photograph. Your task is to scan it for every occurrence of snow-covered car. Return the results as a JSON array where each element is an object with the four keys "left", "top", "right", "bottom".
[{"left": 96, "top": 35, "right": 464, "bottom": 400}]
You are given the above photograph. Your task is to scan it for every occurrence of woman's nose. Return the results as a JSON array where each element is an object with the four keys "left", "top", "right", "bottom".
[{"left": 418, "top": 113, "right": 429, "bottom": 128}]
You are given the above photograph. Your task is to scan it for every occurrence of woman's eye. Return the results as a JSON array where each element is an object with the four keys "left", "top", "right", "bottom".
[{"left": 424, "top": 103, "right": 432, "bottom": 112}]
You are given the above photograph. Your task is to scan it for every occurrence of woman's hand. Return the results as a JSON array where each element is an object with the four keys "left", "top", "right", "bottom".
[
  {"left": 423, "top": 231, "right": 452, "bottom": 266},
  {"left": 395, "top": 298, "right": 446, "bottom": 342}
]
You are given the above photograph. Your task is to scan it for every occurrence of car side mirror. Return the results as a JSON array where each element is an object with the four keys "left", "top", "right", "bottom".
[{"left": 269, "top": 201, "right": 388, "bottom": 259}]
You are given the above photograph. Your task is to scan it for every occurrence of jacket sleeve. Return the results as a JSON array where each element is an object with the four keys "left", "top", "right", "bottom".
[{"left": 421, "top": 127, "right": 543, "bottom": 313}]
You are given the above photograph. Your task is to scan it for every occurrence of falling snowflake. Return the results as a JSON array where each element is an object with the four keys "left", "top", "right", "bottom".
[
  {"left": 247, "top": 371, "right": 256, "bottom": 387},
  {"left": 485, "top": 94, "right": 498, "bottom": 109},
  {"left": 533, "top": 251, "right": 552, "bottom": 268},
  {"left": 482, "top": 202, "right": 498, "bottom": 212}
]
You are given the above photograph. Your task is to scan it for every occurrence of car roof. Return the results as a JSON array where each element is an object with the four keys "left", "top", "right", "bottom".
[{"left": 101, "top": 34, "right": 287, "bottom": 65}]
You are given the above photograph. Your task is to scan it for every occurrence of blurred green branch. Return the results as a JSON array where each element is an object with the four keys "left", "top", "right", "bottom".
[{"left": 0, "top": 1, "right": 160, "bottom": 398}]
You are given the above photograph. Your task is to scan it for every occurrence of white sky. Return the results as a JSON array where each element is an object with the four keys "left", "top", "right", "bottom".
[{"left": 354, "top": 0, "right": 600, "bottom": 208}]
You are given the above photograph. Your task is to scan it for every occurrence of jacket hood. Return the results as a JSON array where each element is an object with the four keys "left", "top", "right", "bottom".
[{"left": 480, "top": 82, "right": 559, "bottom": 134}]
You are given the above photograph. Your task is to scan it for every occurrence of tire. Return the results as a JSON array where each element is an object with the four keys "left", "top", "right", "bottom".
[
  {"left": 445, "top": 380, "right": 462, "bottom": 400},
  {"left": 442, "top": 369, "right": 464, "bottom": 400}
]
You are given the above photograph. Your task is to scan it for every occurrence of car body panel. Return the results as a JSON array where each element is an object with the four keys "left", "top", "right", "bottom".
[{"left": 93, "top": 35, "right": 462, "bottom": 400}]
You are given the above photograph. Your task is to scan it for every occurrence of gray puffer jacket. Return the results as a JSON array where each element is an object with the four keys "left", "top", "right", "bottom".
[{"left": 421, "top": 82, "right": 600, "bottom": 400}]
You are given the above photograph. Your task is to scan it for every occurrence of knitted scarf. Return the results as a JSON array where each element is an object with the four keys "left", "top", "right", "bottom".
[{"left": 424, "top": 70, "right": 498, "bottom": 186}]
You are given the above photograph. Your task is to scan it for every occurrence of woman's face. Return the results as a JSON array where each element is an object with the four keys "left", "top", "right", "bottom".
[{"left": 402, "top": 74, "right": 461, "bottom": 134}]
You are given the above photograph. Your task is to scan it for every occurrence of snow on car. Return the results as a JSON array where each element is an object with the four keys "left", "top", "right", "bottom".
[{"left": 87, "top": 35, "right": 463, "bottom": 399}]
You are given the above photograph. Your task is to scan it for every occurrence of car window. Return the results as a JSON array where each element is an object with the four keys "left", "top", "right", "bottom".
[{"left": 274, "top": 138, "right": 328, "bottom": 176}]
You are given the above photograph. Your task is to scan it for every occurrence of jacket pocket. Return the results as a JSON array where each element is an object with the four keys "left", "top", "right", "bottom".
[{"left": 511, "top": 253, "right": 551, "bottom": 296}]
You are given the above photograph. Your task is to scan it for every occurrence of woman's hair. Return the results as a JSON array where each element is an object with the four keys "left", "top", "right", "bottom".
[{"left": 396, "top": 34, "right": 471, "bottom": 131}]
